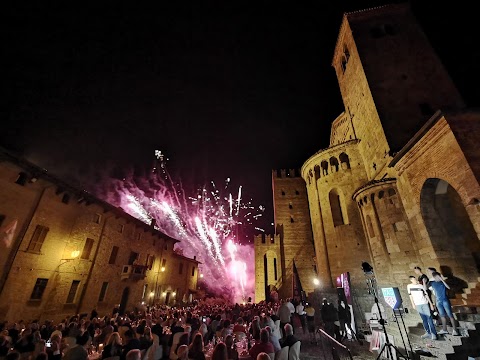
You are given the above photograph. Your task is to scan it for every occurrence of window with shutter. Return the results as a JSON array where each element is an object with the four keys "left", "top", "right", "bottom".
[
  {"left": 109, "top": 246, "right": 119, "bottom": 264},
  {"left": 66, "top": 280, "right": 80, "bottom": 303},
  {"left": 81, "top": 238, "right": 94, "bottom": 259},
  {"left": 27, "top": 225, "right": 49, "bottom": 253}
]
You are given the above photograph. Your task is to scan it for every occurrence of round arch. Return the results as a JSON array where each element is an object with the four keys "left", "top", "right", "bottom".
[{"left": 420, "top": 178, "right": 480, "bottom": 284}]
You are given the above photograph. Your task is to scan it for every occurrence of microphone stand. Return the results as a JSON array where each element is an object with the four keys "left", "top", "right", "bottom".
[{"left": 373, "top": 292, "right": 409, "bottom": 360}]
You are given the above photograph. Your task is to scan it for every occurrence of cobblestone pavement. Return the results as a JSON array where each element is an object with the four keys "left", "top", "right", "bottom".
[{"left": 292, "top": 329, "right": 376, "bottom": 360}]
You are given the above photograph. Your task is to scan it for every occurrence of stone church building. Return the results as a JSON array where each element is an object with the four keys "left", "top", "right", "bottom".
[{"left": 255, "top": 2, "right": 480, "bottom": 314}]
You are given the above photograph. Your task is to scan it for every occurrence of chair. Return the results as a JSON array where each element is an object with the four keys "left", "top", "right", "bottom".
[
  {"left": 268, "top": 353, "right": 275, "bottom": 360},
  {"left": 275, "top": 346, "right": 289, "bottom": 360},
  {"left": 169, "top": 332, "right": 184, "bottom": 360},
  {"left": 289, "top": 341, "right": 301, "bottom": 360},
  {"left": 273, "top": 320, "right": 282, "bottom": 340}
]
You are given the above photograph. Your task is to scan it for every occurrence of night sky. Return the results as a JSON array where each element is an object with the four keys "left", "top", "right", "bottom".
[{"left": 3, "top": 1, "right": 479, "bottom": 235}]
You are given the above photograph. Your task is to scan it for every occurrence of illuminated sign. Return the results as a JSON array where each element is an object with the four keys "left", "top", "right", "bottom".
[{"left": 381, "top": 287, "right": 402, "bottom": 309}]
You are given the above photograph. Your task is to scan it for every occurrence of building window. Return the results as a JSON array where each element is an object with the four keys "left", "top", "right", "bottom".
[
  {"left": 30, "top": 278, "right": 48, "bottom": 300},
  {"left": 295, "top": 190, "right": 300, "bottom": 195},
  {"left": 270, "top": 237, "right": 274, "bottom": 244},
  {"left": 98, "top": 282, "right": 108, "bottom": 302},
  {"left": 128, "top": 252, "right": 138, "bottom": 265},
  {"left": 62, "top": 194, "right": 70, "bottom": 204},
  {"left": 27, "top": 225, "right": 49, "bottom": 253},
  {"left": 142, "top": 284, "right": 148, "bottom": 299},
  {"left": 192, "top": 267, "right": 195, "bottom": 277},
  {"left": 0, "top": 214, "right": 5, "bottom": 227},
  {"left": 281, "top": 190, "right": 285, "bottom": 196},
  {"left": 329, "top": 189, "right": 345, "bottom": 226},
  {"left": 93, "top": 213, "right": 101, "bottom": 224},
  {"left": 162, "top": 258, "right": 166, "bottom": 267},
  {"left": 344, "top": 44, "right": 350, "bottom": 61},
  {"left": 341, "top": 57, "right": 347, "bottom": 73},
  {"left": 109, "top": 246, "right": 119, "bottom": 264},
  {"left": 290, "top": 216, "right": 294, "bottom": 223},
  {"left": 117, "top": 224, "right": 124, "bottom": 233},
  {"left": 146, "top": 254, "right": 154, "bottom": 270},
  {"left": 274, "top": 258, "right": 278, "bottom": 281},
  {"left": 314, "top": 165, "right": 321, "bottom": 180},
  {"left": 66, "top": 280, "right": 80, "bottom": 303},
  {"left": 289, "top": 203, "right": 293, "bottom": 209},
  {"left": 81, "top": 238, "right": 94, "bottom": 259},
  {"left": 179, "top": 263, "right": 183, "bottom": 275},
  {"left": 137, "top": 232, "right": 142, "bottom": 241},
  {"left": 164, "top": 243, "right": 168, "bottom": 250},
  {"left": 15, "top": 172, "right": 28, "bottom": 186}
]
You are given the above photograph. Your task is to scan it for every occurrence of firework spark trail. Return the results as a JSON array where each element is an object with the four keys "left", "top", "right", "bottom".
[{"left": 95, "top": 150, "right": 264, "bottom": 302}]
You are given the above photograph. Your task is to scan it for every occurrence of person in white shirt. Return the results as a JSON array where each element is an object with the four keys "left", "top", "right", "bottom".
[
  {"left": 295, "top": 302, "right": 307, "bottom": 334},
  {"left": 407, "top": 276, "right": 438, "bottom": 340}
]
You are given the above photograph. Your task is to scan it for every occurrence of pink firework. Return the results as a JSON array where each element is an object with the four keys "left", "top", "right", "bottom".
[{"left": 95, "top": 150, "right": 264, "bottom": 303}]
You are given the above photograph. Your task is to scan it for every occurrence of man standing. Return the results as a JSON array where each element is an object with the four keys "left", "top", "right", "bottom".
[
  {"left": 320, "top": 298, "right": 338, "bottom": 339},
  {"left": 305, "top": 302, "right": 317, "bottom": 344},
  {"left": 407, "top": 276, "right": 437, "bottom": 340},
  {"left": 295, "top": 301, "right": 307, "bottom": 334},
  {"left": 429, "top": 271, "right": 459, "bottom": 336},
  {"left": 277, "top": 300, "right": 291, "bottom": 339}
]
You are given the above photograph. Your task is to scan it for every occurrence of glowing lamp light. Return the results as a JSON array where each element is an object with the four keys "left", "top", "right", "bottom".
[
  {"left": 71, "top": 250, "right": 80, "bottom": 259},
  {"left": 141, "top": 301, "right": 145, "bottom": 305},
  {"left": 313, "top": 278, "right": 320, "bottom": 286},
  {"left": 172, "top": 292, "right": 176, "bottom": 296},
  {"left": 162, "top": 292, "right": 166, "bottom": 297},
  {"left": 200, "top": 274, "right": 204, "bottom": 278},
  {"left": 149, "top": 291, "right": 154, "bottom": 298},
  {"left": 161, "top": 267, "right": 165, "bottom": 272}
]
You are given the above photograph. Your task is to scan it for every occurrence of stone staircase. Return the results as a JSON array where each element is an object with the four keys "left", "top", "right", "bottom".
[
  {"left": 450, "top": 277, "right": 480, "bottom": 306},
  {"left": 384, "top": 306, "right": 480, "bottom": 360}
]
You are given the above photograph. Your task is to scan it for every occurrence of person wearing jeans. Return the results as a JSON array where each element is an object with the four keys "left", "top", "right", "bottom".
[
  {"left": 407, "top": 276, "right": 438, "bottom": 340},
  {"left": 429, "top": 271, "right": 459, "bottom": 336}
]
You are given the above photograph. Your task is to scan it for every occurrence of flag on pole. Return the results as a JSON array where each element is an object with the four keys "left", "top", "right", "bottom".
[
  {"left": 292, "top": 260, "right": 305, "bottom": 302},
  {"left": 0, "top": 219, "right": 18, "bottom": 248}
]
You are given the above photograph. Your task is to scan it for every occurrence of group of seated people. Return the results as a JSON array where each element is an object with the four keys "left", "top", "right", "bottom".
[{"left": 0, "top": 299, "right": 301, "bottom": 360}]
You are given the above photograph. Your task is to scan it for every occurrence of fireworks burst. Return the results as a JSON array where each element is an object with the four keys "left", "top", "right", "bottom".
[{"left": 97, "top": 150, "right": 264, "bottom": 302}]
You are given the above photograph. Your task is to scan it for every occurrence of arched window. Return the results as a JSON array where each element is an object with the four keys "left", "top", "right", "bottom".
[
  {"left": 366, "top": 215, "right": 375, "bottom": 237},
  {"left": 341, "top": 56, "right": 347, "bottom": 73},
  {"left": 314, "top": 165, "right": 321, "bottom": 180},
  {"left": 321, "top": 161, "right": 329, "bottom": 176},
  {"left": 388, "top": 188, "right": 396, "bottom": 197},
  {"left": 330, "top": 157, "right": 339, "bottom": 173},
  {"left": 329, "top": 189, "right": 346, "bottom": 227},
  {"left": 344, "top": 44, "right": 350, "bottom": 61},
  {"left": 339, "top": 153, "right": 351, "bottom": 169}
]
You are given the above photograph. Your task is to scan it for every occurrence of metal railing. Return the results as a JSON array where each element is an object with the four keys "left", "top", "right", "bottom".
[{"left": 317, "top": 328, "right": 354, "bottom": 360}]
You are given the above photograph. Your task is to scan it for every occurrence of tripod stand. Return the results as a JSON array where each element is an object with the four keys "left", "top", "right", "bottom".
[{"left": 373, "top": 295, "right": 409, "bottom": 360}]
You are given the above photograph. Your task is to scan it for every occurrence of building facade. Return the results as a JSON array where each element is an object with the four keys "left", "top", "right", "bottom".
[
  {"left": 256, "top": 3, "right": 480, "bottom": 310},
  {"left": 0, "top": 149, "right": 199, "bottom": 322},
  {"left": 255, "top": 169, "right": 317, "bottom": 302}
]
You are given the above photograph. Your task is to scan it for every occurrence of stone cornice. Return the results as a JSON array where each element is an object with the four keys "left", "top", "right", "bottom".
[
  {"left": 352, "top": 178, "right": 397, "bottom": 200},
  {"left": 392, "top": 115, "right": 450, "bottom": 176},
  {"left": 301, "top": 139, "right": 360, "bottom": 178}
]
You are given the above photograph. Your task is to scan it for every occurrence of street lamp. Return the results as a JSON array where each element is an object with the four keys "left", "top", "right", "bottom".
[{"left": 313, "top": 278, "right": 320, "bottom": 286}]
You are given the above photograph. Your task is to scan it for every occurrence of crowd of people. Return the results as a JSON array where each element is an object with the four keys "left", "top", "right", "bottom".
[{"left": 0, "top": 297, "right": 310, "bottom": 360}]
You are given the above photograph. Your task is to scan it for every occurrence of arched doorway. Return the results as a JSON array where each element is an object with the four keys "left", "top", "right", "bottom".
[
  {"left": 420, "top": 178, "right": 480, "bottom": 283},
  {"left": 119, "top": 287, "right": 130, "bottom": 315}
]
